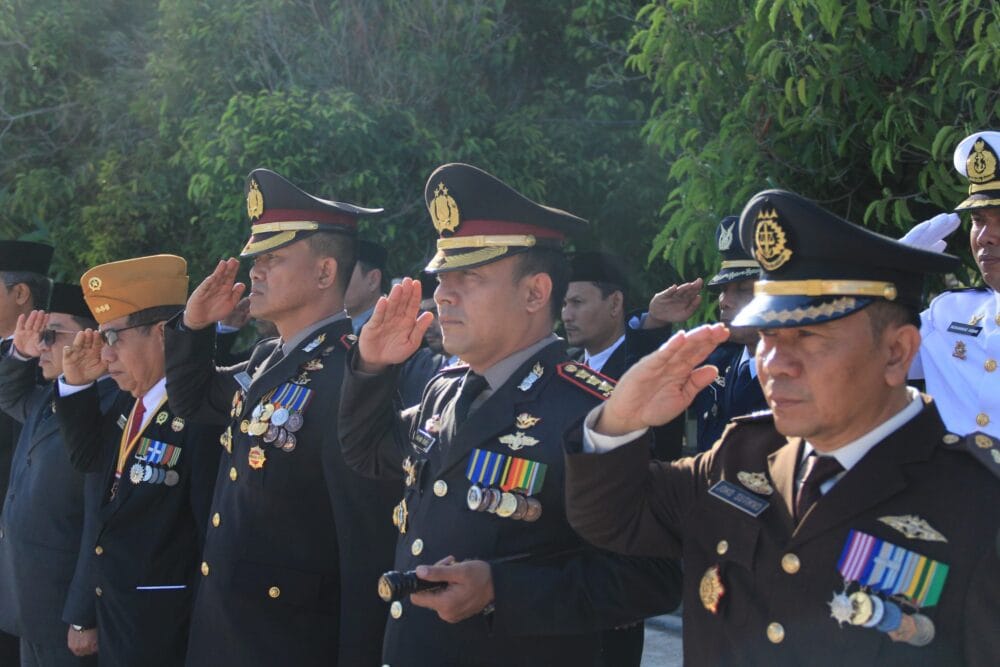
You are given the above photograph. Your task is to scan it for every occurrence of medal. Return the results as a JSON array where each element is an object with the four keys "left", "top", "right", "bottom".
[
  {"left": 271, "top": 407, "right": 289, "bottom": 426},
  {"left": 828, "top": 588, "right": 854, "bottom": 627},
  {"left": 281, "top": 433, "right": 296, "bottom": 452},
  {"left": 142, "top": 465, "right": 154, "bottom": 482},
  {"left": 240, "top": 420, "right": 250, "bottom": 434},
  {"left": 129, "top": 463, "right": 144, "bottom": 484},
  {"left": 249, "top": 421, "right": 268, "bottom": 437},
  {"left": 467, "top": 485, "right": 484, "bottom": 511},
  {"left": 248, "top": 446, "right": 267, "bottom": 469},
  {"left": 510, "top": 494, "right": 529, "bottom": 520},
  {"left": 847, "top": 591, "right": 874, "bottom": 626},
  {"left": 523, "top": 497, "right": 543, "bottom": 522},
  {"left": 171, "top": 417, "right": 185, "bottom": 432},
  {"left": 699, "top": 565, "right": 725, "bottom": 614},
  {"left": 260, "top": 403, "right": 275, "bottom": 421},
  {"left": 263, "top": 424, "right": 280, "bottom": 443},
  {"left": 286, "top": 412, "right": 304, "bottom": 432},
  {"left": 252, "top": 404, "right": 263, "bottom": 420},
  {"left": 495, "top": 492, "right": 518, "bottom": 518},
  {"left": 164, "top": 470, "right": 180, "bottom": 487},
  {"left": 484, "top": 488, "right": 502, "bottom": 513},
  {"left": 863, "top": 594, "right": 885, "bottom": 628}
]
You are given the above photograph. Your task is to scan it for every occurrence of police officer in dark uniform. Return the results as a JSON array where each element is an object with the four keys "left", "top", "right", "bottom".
[
  {"left": 0, "top": 284, "right": 115, "bottom": 666},
  {"left": 565, "top": 190, "right": 1000, "bottom": 666},
  {"left": 56, "top": 255, "right": 221, "bottom": 666},
  {"left": 163, "top": 169, "right": 399, "bottom": 666},
  {"left": 339, "top": 163, "right": 682, "bottom": 666}
]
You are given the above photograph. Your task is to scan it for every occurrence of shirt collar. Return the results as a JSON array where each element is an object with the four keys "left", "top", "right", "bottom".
[
  {"left": 481, "top": 333, "right": 560, "bottom": 392},
  {"left": 739, "top": 345, "right": 758, "bottom": 379},
  {"left": 140, "top": 376, "right": 168, "bottom": 426},
  {"left": 280, "top": 311, "right": 348, "bottom": 356},
  {"left": 583, "top": 334, "right": 625, "bottom": 373},
  {"left": 351, "top": 307, "right": 375, "bottom": 335},
  {"left": 803, "top": 386, "right": 923, "bottom": 471}
]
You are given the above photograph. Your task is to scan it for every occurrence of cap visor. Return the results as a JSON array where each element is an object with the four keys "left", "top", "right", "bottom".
[{"left": 732, "top": 294, "right": 873, "bottom": 328}]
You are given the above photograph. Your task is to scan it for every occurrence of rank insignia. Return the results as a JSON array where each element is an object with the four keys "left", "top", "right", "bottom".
[
  {"left": 171, "top": 417, "right": 185, "bottom": 432},
  {"left": 736, "top": 471, "right": 773, "bottom": 496},
  {"left": 392, "top": 498, "right": 409, "bottom": 534},
  {"left": 155, "top": 411, "right": 168, "bottom": 425},
  {"left": 517, "top": 363, "right": 544, "bottom": 391},
  {"left": 499, "top": 431, "right": 540, "bottom": 451},
  {"left": 952, "top": 341, "right": 967, "bottom": 360},
  {"left": 248, "top": 445, "right": 267, "bottom": 470},
  {"left": 969, "top": 313, "right": 985, "bottom": 326},
  {"left": 556, "top": 362, "right": 616, "bottom": 400},
  {"left": 301, "top": 358, "right": 324, "bottom": 372},
  {"left": 699, "top": 565, "right": 725, "bottom": 614},
  {"left": 515, "top": 413, "right": 541, "bottom": 429},
  {"left": 877, "top": 515, "right": 947, "bottom": 543},
  {"left": 339, "top": 333, "right": 357, "bottom": 350},
  {"left": 117, "top": 414, "right": 127, "bottom": 430},
  {"left": 303, "top": 333, "right": 326, "bottom": 353}
]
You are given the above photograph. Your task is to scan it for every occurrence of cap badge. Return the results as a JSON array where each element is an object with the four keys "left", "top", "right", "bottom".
[
  {"left": 430, "top": 182, "right": 460, "bottom": 233},
  {"left": 718, "top": 222, "right": 734, "bottom": 252},
  {"left": 88, "top": 277, "right": 102, "bottom": 292},
  {"left": 754, "top": 208, "right": 792, "bottom": 271},
  {"left": 967, "top": 139, "right": 997, "bottom": 184},
  {"left": 247, "top": 179, "right": 265, "bottom": 220}
]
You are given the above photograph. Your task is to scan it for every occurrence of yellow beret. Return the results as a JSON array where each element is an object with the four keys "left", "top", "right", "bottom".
[{"left": 80, "top": 255, "right": 189, "bottom": 325}]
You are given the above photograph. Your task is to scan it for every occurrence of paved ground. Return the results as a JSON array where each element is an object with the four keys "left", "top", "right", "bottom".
[{"left": 640, "top": 613, "right": 683, "bottom": 666}]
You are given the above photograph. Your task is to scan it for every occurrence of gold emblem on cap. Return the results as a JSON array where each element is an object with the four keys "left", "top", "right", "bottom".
[
  {"left": 753, "top": 208, "right": 792, "bottom": 271},
  {"left": 88, "top": 277, "right": 102, "bottom": 292},
  {"left": 247, "top": 179, "right": 265, "bottom": 220},
  {"left": 430, "top": 182, "right": 460, "bottom": 233},
  {"left": 967, "top": 139, "right": 998, "bottom": 184},
  {"left": 877, "top": 515, "right": 947, "bottom": 543}
]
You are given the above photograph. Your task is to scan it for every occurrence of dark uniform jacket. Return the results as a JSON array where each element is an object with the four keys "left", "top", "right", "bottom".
[
  {"left": 339, "top": 338, "right": 682, "bottom": 667},
  {"left": 691, "top": 342, "right": 768, "bottom": 452},
  {"left": 163, "top": 315, "right": 399, "bottom": 667},
  {"left": 55, "top": 379, "right": 220, "bottom": 667},
  {"left": 0, "top": 357, "right": 115, "bottom": 646},
  {"left": 565, "top": 397, "right": 1000, "bottom": 666}
]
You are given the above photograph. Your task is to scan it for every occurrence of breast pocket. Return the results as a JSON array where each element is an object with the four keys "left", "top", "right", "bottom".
[{"left": 689, "top": 507, "right": 761, "bottom": 627}]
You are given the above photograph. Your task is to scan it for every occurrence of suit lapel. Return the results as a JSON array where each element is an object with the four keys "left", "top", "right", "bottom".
[
  {"left": 245, "top": 321, "right": 349, "bottom": 408},
  {"left": 766, "top": 436, "right": 800, "bottom": 529}
]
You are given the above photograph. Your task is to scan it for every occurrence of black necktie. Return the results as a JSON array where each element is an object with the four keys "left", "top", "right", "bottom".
[
  {"left": 794, "top": 452, "right": 844, "bottom": 523},
  {"left": 453, "top": 372, "right": 488, "bottom": 425}
]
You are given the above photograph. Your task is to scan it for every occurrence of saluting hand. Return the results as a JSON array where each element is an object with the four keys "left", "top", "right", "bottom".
[
  {"left": 357, "top": 277, "right": 434, "bottom": 373},
  {"left": 410, "top": 556, "right": 495, "bottom": 624},
  {"left": 596, "top": 323, "right": 730, "bottom": 436},
  {"left": 644, "top": 278, "right": 703, "bottom": 329},
  {"left": 62, "top": 330, "right": 108, "bottom": 386},
  {"left": 12, "top": 310, "right": 48, "bottom": 358},
  {"left": 184, "top": 258, "right": 246, "bottom": 330}
]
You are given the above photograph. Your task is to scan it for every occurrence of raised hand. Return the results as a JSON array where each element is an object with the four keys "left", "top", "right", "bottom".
[
  {"left": 184, "top": 258, "right": 246, "bottom": 330},
  {"left": 898, "top": 213, "right": 961, "bottom": 253},
  {"left": 13, "top": 310, "right": 48, "bottom": 358},
  {"left": 357, "top": 277, "right": 434, "bottom": 373},
  {"left": 596, "top": 323, "right": 730, "bottom": 436},
  {"left": 644, "top": 278, "right": 704, "bottom": 329},
  {"left": 62, "top": 330, "right": 108, "bottom": 386}
]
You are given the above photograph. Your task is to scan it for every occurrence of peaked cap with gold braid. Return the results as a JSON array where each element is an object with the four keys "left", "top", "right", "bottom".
[
  {"left": 732, "top": 190, "right": 959, "bottom": 328},
  {"left": 707, "top": 215, "right": 760, "bottom": 288},
  {"left": 423, "top": 163, "right": 586, "bottom": 273},
  {"left": 240, "top": 168, "right": 383, "bottom": 257},
  {"left": 953, "top": 131, "right": 1000, "bottom": 212}
]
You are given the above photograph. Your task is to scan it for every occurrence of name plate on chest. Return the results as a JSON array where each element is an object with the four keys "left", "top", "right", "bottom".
[
  {"left": 708, "top": 480, "right": 769, "bottom": 517},
  {"left": 947, "top": 322, "right": 982, "bottom": 337}
]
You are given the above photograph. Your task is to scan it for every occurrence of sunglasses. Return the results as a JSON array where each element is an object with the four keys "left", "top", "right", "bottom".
[
  {"left": 99, "top": 323, "right": 148, "bottom": 347},
  {"left": 40, "top": 329, "right": 79, "bottom": 346}
]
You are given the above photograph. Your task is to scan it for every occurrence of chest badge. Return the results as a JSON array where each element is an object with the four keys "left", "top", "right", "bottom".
[
  {"left": 736, "top": 471, "right": 773, "bottom": 496},
  {"left": 155, "top": 411, "right": 168, "bottom": 425},
  {"left": 699, "top": 565, "right": 725, "bottom": 614},
  {"left": 517, "top": 363, "right": 544, "bottom": 391},
  {"left": 952, "top": 341, "right": 967, "bottom": 360},
  {"left": 303, "top": 333, "right": 327, "bottom": 353},
  {"left": 515, "top": 413, "right": 541, "bottom": 429},
  {"left": 248, "top": 445, "right": 267, "bottom": 469},
  {"left": 877, "top": 515, "right": 947, "bottom": 543},
  {"left": 499, "top": 431, "right": 540, "bottom": 451},
  {"left": 969, "top": 313, "right": 985, "bottom": 326}
]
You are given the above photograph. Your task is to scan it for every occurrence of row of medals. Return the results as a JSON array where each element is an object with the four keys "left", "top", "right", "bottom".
[
  {"left": 241, "top": 400, "right": 304, "bottom": 452},
  {"left": 129, "top": 463, "right": 179, "bottom": 487},
  {"left": 466, "top": 484, "right": 542, "bottom": 522}
]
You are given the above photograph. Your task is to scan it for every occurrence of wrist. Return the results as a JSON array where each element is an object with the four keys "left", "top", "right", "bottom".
[
  {"left": 181, "top": 312, "right": 210, "bottom": 331},
  {"left": 593, "top": 403, "right": 637, "bottom": 437}
]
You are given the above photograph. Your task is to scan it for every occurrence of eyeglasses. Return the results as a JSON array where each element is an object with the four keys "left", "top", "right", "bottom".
[
  {"left": 99, "top": 323, "right": 148, "bottom": 347},
  {"left": 40, "top": 329, "right": 79, "bottom": 346}
]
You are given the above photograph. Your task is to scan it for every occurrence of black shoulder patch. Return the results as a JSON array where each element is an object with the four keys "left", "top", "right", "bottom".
[
  {"left": 556, "top": 362, "right": 616, "bottom": 400},
  {"left": 955, "top": 431, "right": 1000, "bottom": 481},
  {"left": 731, "top": 409, "right": 774, "bottom": 424}
]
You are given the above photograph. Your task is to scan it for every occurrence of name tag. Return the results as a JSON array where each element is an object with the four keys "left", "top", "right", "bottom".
[
  {"left": 411, "top": 428, "right": 436, "bottom": 454},
  {"left": 116, "top": 415, "right": 127, "bottom": 430},
  {"left": 708, "top": 480, "right": 769, "bottom": 517},
  {"left": 234, "top": 371, "right": 252, "bottom": 391},
  {"left": 947, "top": 322, "right": 982, "bottom": 337}
]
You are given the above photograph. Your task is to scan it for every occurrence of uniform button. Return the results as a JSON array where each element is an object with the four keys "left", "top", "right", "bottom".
[
  {"left": 767, "top": 622, "right": 785, "bottom": 644},
  {"left": 212, "top": 513, "right": 221, "bottom": 527},
  {"left": 390, "top": 601, "right": 403, "bottom": 619},
  {"left": 433, "top": 480, "right": 448, "bottom": 497},
  {"left": 95, "top": 587, "right": 102, "bottom": 597},
  {"left": 229, "top": 467, "right": 238, "bottom": 481},
  {"left": 716, "top": 540, "right": 729, "bottom": 555},
  {"left": 201, "top": 561, "right": 210, "bottom": 576},
  {"left": 411, "top": 538, "right": 424, "bottom": 556},
  {"left": 986, "top": 359, "right": 998, "bottom": 373},
  {"left": 977, "top": 413, "right": 990, "bottom": 427},
  {"left": 268, "top": 586, "right": 281, "bottom": 599},
  {"left": 781, "top": 553, "right": 800, "bottom": 574},
  {"left": 94, "top": 545, "right": 103, "bottom": 556}
]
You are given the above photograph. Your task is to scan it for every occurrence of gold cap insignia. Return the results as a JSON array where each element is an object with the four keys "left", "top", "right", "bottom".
[
  {"left": 736, "top": 471, "right": 774, "bottom": 496},
  {"left": 718, "top": 222, "right": 734, "bottom": 251},
  {"left": 699, "top": 565, "right": 725, "bottom": 614},
  {"left": 967, "top": 139, "right": 998, "bottom": 185},
  {"left": 247, "top": 179, "right": 265, "bottom": 220},
  {"left": 877, "top": 515, "right": 947, "bottom": 543},
  {"left": 87, "top": 277, "right": 102, "bottom": 292},
  {"left": 499, "top": 431, "right": 540, "bottom": 451},
  {"left": 754, "top": 208, "right": 792, "bottom": 271},
  {"left": 515, "top": 413, "right": 542, "bottom": 429},
  {"left": 429, "top": 182, "right": 460, "bottom": 233}
]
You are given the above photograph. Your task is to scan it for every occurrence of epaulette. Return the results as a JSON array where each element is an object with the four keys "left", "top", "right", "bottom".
[
  {"left": 556, "top": 362, "right": 615, "bottom": 400},
  {"left": 731, "top": 409, "right": 774, "bottom": 424},
  {"left": 944, "top": 431, "right": 1000, "bottom": 481},
  {"left": 943, "top": 285, "right": 990, "bottom": 294},
  {"left": 339, "top": 333, "right": 358, "bottom": 350}
]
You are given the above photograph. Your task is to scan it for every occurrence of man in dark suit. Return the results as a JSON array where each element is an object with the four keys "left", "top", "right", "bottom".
[
  {"left": 163, "top": 169, "right": 399, "bottom": 666},
  {"left": 345, "top": 239, "right": 390, "bottom": 335},
  {"left": 564, "top": 190, "right": 1000, "bottom": 666},
  {"left": 0, "top": 284, "right": 116, "bottom": 666},
  {"left": 0, "top": 240, "right": 54, "bottom": 664},
  {"left": 56, "top": 255, "right": 221, "bottom": 667},
  {"left": 339, "top": 163, "right": 681, "bottom": 666}
]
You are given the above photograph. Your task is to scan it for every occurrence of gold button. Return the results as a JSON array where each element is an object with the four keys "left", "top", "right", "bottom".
[
  {"left": 781, "top": 553, "right": 800, "bottom": 574},
  {"left": 987, "top": 359, "right": 998, "bottom": 373},
  {"left": 94, "top": 545, "right": 103, "bottom": 556},
  {"left": 433, "top": 480, "right": 448, "bottom": 497},
  {"left": 212, "top": 513, "right": 221, "bottom": 527},
  {"left": 716, "top": 540, "right": 729, "bottom": 555},
  {"left": 942, "top": 433, "right": 960, "bottom": 444},
  {"left": 977, "top": 413, "right": 990, "bottom": 427},
  {"left": 411, "top": 538, "right": 424, "bottom": 556},
  {"left": 201, "top": 561, "right": 210, "bottom": 576},
  {"left": 229, "top": 467, "right": 238, "bottom": 481},
  {"left": 767, "top": 622, "right": 785, "bottom": 644},
  {"left": 95, "top": 587, "right": 102, "bottom": 597},
  {"left": 268, "top": 586, "right": 280, "bottom": 599},
  {"left": 390, "top": 601, "right": 403, "bottom": 619}
]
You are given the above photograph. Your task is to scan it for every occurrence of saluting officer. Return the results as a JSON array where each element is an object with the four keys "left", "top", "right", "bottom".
[
  {"left": 339, "top": 163, "right": 682, "bottom": 667},
  {"left": 564, "top": 190, "right": 1000, "bottom": 666},
  {"left": 163, "top": 169, "right": 399, "bottom": 666},
  {"left": 56, "top": 255, "right": 221, "bottom": 666}
]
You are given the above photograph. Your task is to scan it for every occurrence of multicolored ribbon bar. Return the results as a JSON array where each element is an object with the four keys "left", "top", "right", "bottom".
[
  {"left": 271, "top": 382, "right": 313, "bottom": 411},
  {"left": 465, "top": 448, "right": 547, "bottom": 496},
  {"left": 837, "top": 530, "right": 949, "bottom": 607},
  {"left": 135, "top": 438, "right": 182, "bottom": 467}
]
